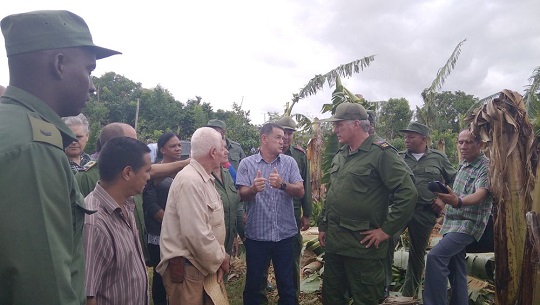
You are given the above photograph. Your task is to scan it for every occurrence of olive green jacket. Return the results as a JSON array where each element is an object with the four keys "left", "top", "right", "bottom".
[
  {"left": 226, "top": 138, "right": 246, "bottom": 170},
  {"left": 213, "top": 167, "right": 245, "bottom": 254},
  {"left": 319, "top": 135, "right": 417, "bottom": 259},
  {"left": 283, "top": 145, "right": 312, "bottom": 221},
  {"left": 75, "top": 162, "right": 149, "bottom": 263},
  {"left": 0, "top": 86, "right": 90, "bottom": 305},
  {"left": 399, "top": 147, "right": 457, "bottom": 206}
]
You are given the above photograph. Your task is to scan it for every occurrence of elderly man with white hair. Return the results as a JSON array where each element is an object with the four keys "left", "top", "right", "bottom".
[
  {"left": 62, "top": 113, "right": 93, "bottom": 173},
  {"left": 158, "top": 127, "right": 230, "bottom": 305}
]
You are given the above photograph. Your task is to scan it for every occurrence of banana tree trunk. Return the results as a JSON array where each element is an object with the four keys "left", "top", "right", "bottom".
[{"left": 468, "top": 90, "right": 538, "bottom": 304}]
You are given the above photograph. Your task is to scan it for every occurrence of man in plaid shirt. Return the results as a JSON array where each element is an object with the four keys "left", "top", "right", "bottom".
[{"left": 423, "top": 129, "right": 492, "bottom": 305}]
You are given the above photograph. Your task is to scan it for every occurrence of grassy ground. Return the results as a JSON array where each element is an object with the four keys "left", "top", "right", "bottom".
[
  {"left": 224, "top": 255, "right": 322, "bottom": 305},
  {"left": 148, "top": 255, "right": 322, "bottom": 305}
]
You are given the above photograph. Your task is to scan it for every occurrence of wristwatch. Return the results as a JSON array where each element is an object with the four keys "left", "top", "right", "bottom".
[
  {"left": 456, "top": 197, "right": 463, "bottom": 209},
  {"left": 280, "top": 182, "right": 287, "bottom": 191}
]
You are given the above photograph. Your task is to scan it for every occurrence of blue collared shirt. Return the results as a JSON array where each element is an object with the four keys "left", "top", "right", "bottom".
[{"left": 236, "top": 153, "right": 303, "bottom": 242}]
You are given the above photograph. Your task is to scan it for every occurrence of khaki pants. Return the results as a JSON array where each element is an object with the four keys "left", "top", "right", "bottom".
[{"left": 163, "top": 263, "right": 214, "bottom": 305}]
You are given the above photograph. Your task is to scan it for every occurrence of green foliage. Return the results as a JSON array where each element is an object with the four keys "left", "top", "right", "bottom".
[
  {"left": 81, "top": 73, "right": 260, "bottom": 154},
  {"left": 417, "top": 91, "right": 478, "bottom": 133},
  {"left": 309, "top": 199, "right": 325, "bottom": 227},
  {"left": 418, "top": 39, "right": 467, "bottom": 128},
  {"left": 388, "top": 137, "right": 405, "bottom": 151},
  {"left": 524, "top": 66, "right": 540, "bottom": 135},
  {"left": 213, "top": 102, "right": 260, "bottom": 154},
  {"left": 378, "top": 98, "right": 413, "bottom": 141},
  {"left": 431, "top": 129, "right": 459, "bottom": 167},
  {"left": 296, "top": 55, "right": 376, "bottom": 100}
]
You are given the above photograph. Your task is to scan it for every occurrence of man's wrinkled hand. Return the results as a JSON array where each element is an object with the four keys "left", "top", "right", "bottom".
[{"left": 360, "top": 228, "right": 389, "bottom": 249}]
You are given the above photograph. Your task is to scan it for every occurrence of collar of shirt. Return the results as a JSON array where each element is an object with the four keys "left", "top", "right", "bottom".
[
  {"left": 1, "top": 86, "right": 77, "bottom": 145},
  {"left": 190, "top": 158, "right": 215, "bottom": 183},
  {"left": 460, "top": 153, "right": 486, "bottom": 170},
  {"left": 253, "top": 151, "right": 282, "bottom": 164},
  {"left": 93, "top": 182, "right": 135, "bottom": 216},
  {"left": 341, "top": 134, "right": 376, "bottom": 156}
]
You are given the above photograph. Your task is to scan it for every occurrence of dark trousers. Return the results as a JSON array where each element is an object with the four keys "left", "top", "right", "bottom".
[
  {"left": 148, "top": 243, "right": 167, "bottom": 305},
  {"left": 243, "top": 236, "right": 297, "bottom": 305},
  {"left": 401, "top": 206, "right": 437, "bottom": 297},
  {"left": 322, "top": 252, "right": 385, "bottom": 305}
]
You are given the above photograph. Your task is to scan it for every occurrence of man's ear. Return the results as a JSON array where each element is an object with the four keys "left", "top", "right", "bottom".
[
  {"left": 209, "top": 147, "right": 217, "bottom": 160},
  {"left": 122, "top": 166, "right": 132, "bottom": 181},
  {"left": 50, "top": 52, "right": 66, "bottom": 80}
]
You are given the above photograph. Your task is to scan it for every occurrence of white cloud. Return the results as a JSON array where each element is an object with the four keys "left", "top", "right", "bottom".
[{"left": 1, "top": 0, "right": 539, "bottom": 125}]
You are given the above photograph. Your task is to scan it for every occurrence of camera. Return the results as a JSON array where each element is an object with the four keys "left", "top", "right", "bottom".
[{"left": 428, "top": 181, "right": 449, "bottom": 194}]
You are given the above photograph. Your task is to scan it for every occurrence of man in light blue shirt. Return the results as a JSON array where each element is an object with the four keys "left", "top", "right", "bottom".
[{"left": 237, "top": 122, "right": 304, "bottom": 305}]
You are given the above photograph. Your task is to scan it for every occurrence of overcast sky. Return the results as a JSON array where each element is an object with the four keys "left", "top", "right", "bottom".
[{"left": 1, "top": 0, "right": 539, "bottom": 124}]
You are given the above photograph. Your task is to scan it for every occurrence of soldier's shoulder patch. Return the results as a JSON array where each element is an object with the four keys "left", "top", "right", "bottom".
[
  {"left": 373, "top": 140, "right": 391, "bottom": 149},
  {"left": 27, "top": 113, "right": 63, "bottom": 149},
  {"left": 82, "top": 161, "right": 97, "bottom": 171}
]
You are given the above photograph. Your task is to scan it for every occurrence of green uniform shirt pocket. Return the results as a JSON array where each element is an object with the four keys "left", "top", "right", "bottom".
[
  {"left": 339, "top": 218, "right": 371, "bottom": 232},
  {"left": 347, "top": 168, "right": 371, "bottom": 193},
  {"left": 339, "top": 218, "right": 371, "bottom": 243}
]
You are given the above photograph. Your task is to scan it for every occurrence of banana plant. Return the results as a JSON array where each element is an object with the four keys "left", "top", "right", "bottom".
[
  {"left": 416, "top": 39, "right": 467, "bottom": 129},
  {"left": 467, "top": 90, "right": 538, "bottom": 304}
]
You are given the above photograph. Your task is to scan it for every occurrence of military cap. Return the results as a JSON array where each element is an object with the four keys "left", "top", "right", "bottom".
[
  {"left": 206, "top": 119, "right": 226, "bottom": 130},
  {"left": 400, "top": 122, "right": 430, "bottom": 137},
  {"left": 275, "top": 116, "right": 297, "bottom": 131},
  {"left": 321, "top": 102, "right": 368, "bottom": 122},
  {"left": 1, "top": 10, "right": 121, "bottom": 59}
]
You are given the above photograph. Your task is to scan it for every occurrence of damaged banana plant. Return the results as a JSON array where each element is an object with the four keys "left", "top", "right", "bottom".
[{"left": 467, "top": 90, "right": 538, "bottom": 305}]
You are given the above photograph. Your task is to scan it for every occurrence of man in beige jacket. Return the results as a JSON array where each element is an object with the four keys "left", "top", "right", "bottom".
[{"left": 158, "top": 127, "right": 230, "bottom": 305}]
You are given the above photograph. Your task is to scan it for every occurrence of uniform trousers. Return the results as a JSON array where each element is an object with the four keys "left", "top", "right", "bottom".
[
  {"left": 322, "top": 252, "right": 385, "bottom": 305},
  {"left": 423, "top": 232, "right": 475, "bottom": 305},
  {"left": 401, "top": 205, "right": 437, "bottom": 297}
]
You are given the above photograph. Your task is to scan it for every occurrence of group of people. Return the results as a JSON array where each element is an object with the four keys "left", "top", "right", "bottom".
[
  {"left": 0, "top": 9, "right": 493, "bottom": 305},
  {"left": 316, "top": 101, "right": 492, "bottom": 305}
]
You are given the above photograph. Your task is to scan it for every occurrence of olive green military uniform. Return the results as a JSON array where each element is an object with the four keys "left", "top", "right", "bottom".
[
  {"left": 213, "top": 166, "right": 245, "bottom": 255},
  {"left": 283, "top": 145, "right": 312, "bottom": 298},
  {"left": 398, "top": 147, "right": 456, "bottom": 297},
  {"left": 75, "top": 162, "right": 150, "bottom": 263},
  {"left": 318, "top": 135, "right": 417, "bottom": 305},
  {"left": 0, "top": 87, "right": 91, "bottom": 305},
  {"left": 226, "top": 138, "right": 246, "bottom": 170}
]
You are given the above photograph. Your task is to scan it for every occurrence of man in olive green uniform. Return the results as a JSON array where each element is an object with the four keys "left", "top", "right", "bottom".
[
  {"left": 207, "top": 119, "right": 246, "bottom": 170},
  {"left": 0, "top": 10, "right": 120, "bottom": 305},
  {"left": 318, "top": 103, "right": 417, "bottom": 305},
  {"left": 276, "top": 116, "right": 313, "bottom": 299},
  {"left": 398, "top": 122, "right": 457, "bottom": 298}
]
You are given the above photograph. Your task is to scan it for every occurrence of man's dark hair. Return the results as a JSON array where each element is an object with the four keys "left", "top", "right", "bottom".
[
  {"left": 260, "top": 122, "right": 283, "bottom": 137},
  {"left": 98, "top": 137, "right": 150, "bottom": 183}
]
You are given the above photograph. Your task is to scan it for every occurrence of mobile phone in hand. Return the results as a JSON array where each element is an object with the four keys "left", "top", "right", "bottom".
[{"left": 428, "top": 181, "right": 449, "bottom": 194}]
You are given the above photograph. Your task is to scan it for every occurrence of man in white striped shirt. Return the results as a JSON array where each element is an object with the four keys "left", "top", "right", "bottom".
[{"left": 83, "top": 137, "right": 151, "bottom": 305}]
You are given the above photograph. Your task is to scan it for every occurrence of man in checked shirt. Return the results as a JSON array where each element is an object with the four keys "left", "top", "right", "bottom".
[{"left": 237, "top": 122, "right": 305, "bottom": 305}]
